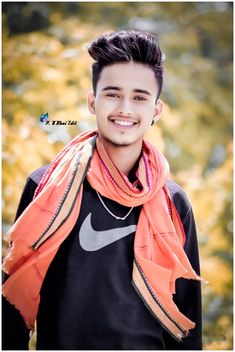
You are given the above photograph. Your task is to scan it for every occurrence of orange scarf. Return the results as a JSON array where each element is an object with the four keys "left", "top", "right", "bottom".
[{"left": 2, "top": 130, "right": 202, "bottom": 341}]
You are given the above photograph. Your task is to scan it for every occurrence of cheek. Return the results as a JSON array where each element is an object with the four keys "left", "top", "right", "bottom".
[
  {"left": 95, "top": 102, "right": 112, "bottom": 125},
  {"left": 136, "top": 103, "right": 155, "bottom": 116},
  {"left": 95, "top": 98, "right": 116, "bottom": 114}
]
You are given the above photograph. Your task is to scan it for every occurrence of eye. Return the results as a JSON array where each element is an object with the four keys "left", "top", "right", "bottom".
[
  {"left": 134, "top": 96, "right": 147, "bottom": 101},
  {"left": 106, "top": 93, "right": 120, "bottom": 98}
]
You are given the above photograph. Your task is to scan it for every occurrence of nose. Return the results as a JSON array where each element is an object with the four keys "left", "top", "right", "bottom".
[{"left": 117, "top": 98, "right": 133, "bottom": 116}]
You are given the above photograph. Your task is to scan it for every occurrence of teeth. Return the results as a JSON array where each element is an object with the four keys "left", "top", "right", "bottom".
[{"left": 113, "top": 120, "right": 134, "bottom": 126}]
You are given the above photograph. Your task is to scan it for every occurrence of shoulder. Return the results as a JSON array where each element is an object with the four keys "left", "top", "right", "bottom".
[
  {"left": 28, "top": 164, "right": 50, "bottom": 186},
  {"left": 166, "top": 179, "right": 192, "bottom": 219},
  {"left": 14, "top": 164, "right": 50, "bottom": 220}
]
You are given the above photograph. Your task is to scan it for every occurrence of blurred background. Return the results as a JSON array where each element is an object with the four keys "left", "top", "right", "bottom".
[{"left": 2, "top": 2, "right": 233, "bottom": 350}]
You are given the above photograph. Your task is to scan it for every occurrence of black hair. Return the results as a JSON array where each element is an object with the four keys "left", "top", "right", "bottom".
[{"left": 88, "top": 30, "right": 164, "bottom": 100}]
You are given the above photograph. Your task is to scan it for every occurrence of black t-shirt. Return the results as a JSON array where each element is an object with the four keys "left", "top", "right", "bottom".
[{"left": 2, "top": 165, "right": 202, "bottom": 350}]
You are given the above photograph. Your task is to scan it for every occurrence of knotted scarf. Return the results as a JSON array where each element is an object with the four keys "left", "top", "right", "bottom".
[{"left": 2, "top": 130, "right": 202, "bottom": 341}]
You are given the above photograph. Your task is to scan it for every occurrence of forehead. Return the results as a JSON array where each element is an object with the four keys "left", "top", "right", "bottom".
[{"left": 96, "top": 61, "right": 158, "bottom": 95}]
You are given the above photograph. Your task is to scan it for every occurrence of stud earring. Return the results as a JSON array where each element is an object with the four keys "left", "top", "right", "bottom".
[{"left": 151, "top": 118, "right": 157, "bottom": 126}]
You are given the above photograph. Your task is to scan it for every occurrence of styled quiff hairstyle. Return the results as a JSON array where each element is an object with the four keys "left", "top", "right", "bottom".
[{"left": 88, "top": 30, "right": 164, "bottom": 100}]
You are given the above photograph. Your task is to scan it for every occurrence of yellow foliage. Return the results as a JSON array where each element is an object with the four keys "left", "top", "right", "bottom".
[{"left": 201, "top": 256, "right": 232, "bottom": 296}]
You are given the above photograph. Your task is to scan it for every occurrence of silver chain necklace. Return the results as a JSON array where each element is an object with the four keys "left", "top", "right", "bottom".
[{"left": 96, "top": 191, "right": 134, "bottom": 220}]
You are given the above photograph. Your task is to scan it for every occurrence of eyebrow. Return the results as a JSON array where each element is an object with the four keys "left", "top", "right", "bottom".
[{"left": 102, "top": 86, "right": 152, "bottom": 96}]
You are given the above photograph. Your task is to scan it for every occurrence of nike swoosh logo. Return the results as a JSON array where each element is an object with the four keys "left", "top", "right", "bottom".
[{"left": 79, "top": 213, "right": 137, "bottom": 251}]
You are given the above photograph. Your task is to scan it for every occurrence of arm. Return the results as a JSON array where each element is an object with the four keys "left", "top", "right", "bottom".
[
  {"left": 163, "top": 194, "right": 202, "bottom": 350},
  {"left": 2, "top": 177, "right": 39, "bottom": 350}
]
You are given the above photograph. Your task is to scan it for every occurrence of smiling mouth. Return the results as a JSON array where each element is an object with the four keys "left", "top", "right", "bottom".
[{"left": 110, "top": 119, "right": 137, "bottom": 128}]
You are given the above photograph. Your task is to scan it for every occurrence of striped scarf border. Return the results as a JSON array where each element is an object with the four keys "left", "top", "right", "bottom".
[
  {"left": 32, "top": 137, "right": 95, "bottom": 250},
  {"left": 132, "top": 257, "right": 189, "bottom": 342}
]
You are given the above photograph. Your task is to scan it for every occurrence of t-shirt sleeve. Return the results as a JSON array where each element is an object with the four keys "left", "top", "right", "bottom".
[
  {"left": 163, "top": 182, "right": 202, "bottom": 350},
  {"left": 14, "top": 177, "right": 39, "bottom": 221},
  {"left": 2, "top": 173, "right": 44, "bottom": 350}
]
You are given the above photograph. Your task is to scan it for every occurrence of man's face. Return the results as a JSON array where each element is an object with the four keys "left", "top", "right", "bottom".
[{"left": 88, "top": 61, "right": 163, "bottom": 149}]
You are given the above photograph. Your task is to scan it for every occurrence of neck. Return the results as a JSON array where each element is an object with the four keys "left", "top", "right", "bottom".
[{"left": 98, "top": 136, "right": 143, "bottom": 176}]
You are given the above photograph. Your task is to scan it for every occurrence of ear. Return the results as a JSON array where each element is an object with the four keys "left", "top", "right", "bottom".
[
  {"left": 87, "top": 91, "right": 96, "bottom": 115},
  {"left": 153, "top": 99, "right": 164, "bottom": 123}
]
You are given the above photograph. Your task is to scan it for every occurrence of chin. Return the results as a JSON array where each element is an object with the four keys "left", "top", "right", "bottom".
[
  {"left": 108, "top": 136, "right": 140, "bottom": 148},
  {"left": 111, "top": 141, "right": 132, "bottom": 147},
  {"left": 99, "top": 130, "right": 143, "bottom": 148}
]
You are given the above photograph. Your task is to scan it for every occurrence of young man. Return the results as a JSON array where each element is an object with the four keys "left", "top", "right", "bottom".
[{"left": 2, "top": 30, "right": 202, "bottom": 350}]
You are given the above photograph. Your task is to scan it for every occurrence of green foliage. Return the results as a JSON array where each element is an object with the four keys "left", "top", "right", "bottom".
[{"left": 2, "top": 3, "right": 233, "bottom": 350}]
